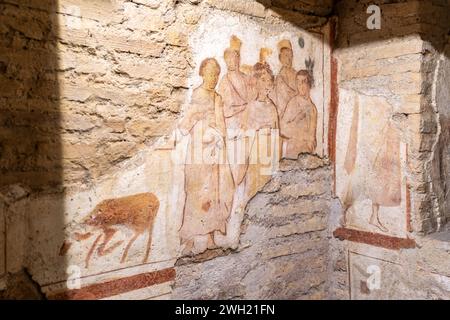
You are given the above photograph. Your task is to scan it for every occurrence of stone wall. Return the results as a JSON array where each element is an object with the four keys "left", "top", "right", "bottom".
[
  {"left": 1, "top": 0, "right": 449, "bottom": 300},
  {"left": 1, "top": 0, "right": 335, "bottom": 300},
  {"left": 173, "top": 155, "right": 332, "bottom": 299},
  {"left": 0, "top": 0, "right": 61, "bottom": 190},
  {"left": 1, "top": 0, "right": 192, "bottom": 191}
]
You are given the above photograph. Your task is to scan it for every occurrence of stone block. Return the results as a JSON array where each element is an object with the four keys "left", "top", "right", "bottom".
[{"left": 206, "top": 0, "right": 266, "bottom": 18}]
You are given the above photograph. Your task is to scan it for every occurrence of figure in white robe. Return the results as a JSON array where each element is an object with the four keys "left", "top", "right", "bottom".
[
  {"left": 178, "top": 58, "right": 234, "bottom": 255},
  {"left": 245, "top": 62, "right": 280, "bottom": 200},
  {"left": 218, "top": 36, "right": 253, "bottom": 187}
]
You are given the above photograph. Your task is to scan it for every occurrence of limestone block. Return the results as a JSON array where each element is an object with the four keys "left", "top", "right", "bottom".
[
  {"left": 265, "top": 7, "right": 327, "bottom": 28},
  {"left": 59, "top": 51, "right": 110, "bottom": 75},
  {"left": 0, "top": 15, "right": 47, "bottom": 41},
  {"left": 339, "top": 57, "right": 422, "bottom": 81},
  {"left": 165, "top": 26, "right": 188, "bottom": 47},
  {"left": 126, "top": 118, "right": 176, "bottom": 138},
  {"left": 279, "top": 182, "right": 329, "bottom": 198},
  {"left": 268, "top": 214, "right": 327, "bottom": 238},
  {"left": 100, "top": 34, "right": 166, "bottom": 57},
  {"left": 206, "top": 0, "right": 266, "bottom": 18},
  {"left": 105, "top": 120, "right": 126, "bottom": 134},
  {"left": 58, "top": 0, "right": 121, "bottom": 25},
  {"left": 122, "top": 2, "right": 165, "bottom": 32},
  {"left": 267, "top": 200, "right": 330, "bottom": 218},
  {"left": 396, "top": 94, "right": 422, "bottom": 114},
  {"left": 62, "top": 142, "right": 97, "bottom": 159},
  {"left": 58, "top": 22, "right": 166, "bottom": 57},
  {"left": 61, "top": 113, "right": 99, "bottom": 132},
  {"left": 272, "top": 0, "right": 334, "bottom": 16},
  {"left": 182, "top": 9, "right": 202, "bottom": 25},
  {"left": 116, "top": 59, "right": 166, "bottom": 81},
  {"left": 261, "top": 237, "right": 326, "bottom": 260}
]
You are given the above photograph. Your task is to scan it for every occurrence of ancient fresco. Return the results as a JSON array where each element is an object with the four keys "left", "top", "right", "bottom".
[
  {"left": 336, "top": 90, "right": 408, "bottom": 238},
  {"left": 61, "top": 193, "right": 160, "bottom": 268},
  {"left": 171, "top": 27, "right": 329, "bottom": 254},
  {"left": 60, "top": 29, "right": 325, "bottom": 260},
  {"left": 6, "top": 14, "right": 331, "bottom": 298}
]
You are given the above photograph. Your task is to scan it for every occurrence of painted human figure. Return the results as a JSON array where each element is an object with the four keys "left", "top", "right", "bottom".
[
  {"left": 341, "top": 96, "right": 401, "bottom": 233},
  {"left": 280, "top": 70, "right": 317, "bottom": 159},
  {"left": 367, "top": 123, "right": 401, "bottom": 231},
  {"left": 218, "top": 36, "right": 252, "bottom": 187},
  {"left": 245, "top": 62, "right": 280, "bottom": 199},
  {"left": 178, "top": 58, "right": 234, "bottom": 255},
  {"left": 273, "top": 40, "right": 298, "bottom": 119}
]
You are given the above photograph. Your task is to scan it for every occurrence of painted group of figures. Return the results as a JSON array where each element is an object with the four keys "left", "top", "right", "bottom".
[{"left": 176, "top": 36, "right": 318, "bottom": 254}]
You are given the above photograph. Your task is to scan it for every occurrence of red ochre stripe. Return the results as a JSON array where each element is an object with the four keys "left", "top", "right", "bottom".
[
  {"left": 48, "top": 267, "right": 176, "bottom": 300},
  {"left": 333, "top": 227, "right": 416, "bottom": 250}
]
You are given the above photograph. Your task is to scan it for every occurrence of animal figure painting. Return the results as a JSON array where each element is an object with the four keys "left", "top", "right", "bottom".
[{"left": 61, "top": 193, "right": 159, "bottom": 268}]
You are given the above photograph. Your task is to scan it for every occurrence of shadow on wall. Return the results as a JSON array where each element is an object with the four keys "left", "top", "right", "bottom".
[
  {"left": 254, "top": 1, "right": 449, "bottom": 54},
  {"left": 333, "top": 0, "right": 449, "bottom": 55},
  {"left": 0, "top": 0, "right": 63, "bottom": 299}
]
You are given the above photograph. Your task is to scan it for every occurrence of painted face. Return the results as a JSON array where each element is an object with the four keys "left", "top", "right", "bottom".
[
  {"left": 279, "top": 48, "right": 293, "bottom": 67},
  {"left": 256, "top": 70, "right": 274, "bottom": 98},
  {"left": 202, "top": 62, "right": 220, "bottom": 89},
  {"left": 224, "top": 50, "right": 240, "bottom": 71},
  {"left": 297, "top": 74, "right": 310, "bottom": 97}
]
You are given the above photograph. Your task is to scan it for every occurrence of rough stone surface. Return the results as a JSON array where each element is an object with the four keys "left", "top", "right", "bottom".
[
  {"left": 1, "top": 0, "right": 449, "bottom": 301},
  {"left": 0, "top": 0, "right": 189, "bottom": 191},
  {"left": 172, "top": 155, "right": 332, "bottom": 299}
]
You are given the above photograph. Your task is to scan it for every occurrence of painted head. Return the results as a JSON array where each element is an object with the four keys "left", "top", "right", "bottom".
[
  {"left": 252, "top": 62, "right": 274, "bottom": 99},
  {"left": 224, "top": 48, "right": 240, "bottom": 72},
  {"left": 278, "top": 40, "right": 293, "bottom": 68},
  {"left": 279, "top": 47, "right": 293, "bottom": 68},
  {"left": 296, "top": 70, "right": 313, "bottom": 98},
  {"left": 199, "top": 58, "right": 221, "bottom": 90}
]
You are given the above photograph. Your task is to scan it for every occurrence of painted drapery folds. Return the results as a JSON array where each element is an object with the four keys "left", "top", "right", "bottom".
[
  {"left": 336, "top": 91, "right": 407, "bottom": 238},
  {"left": 178, "top": 58, "right": 234, "bottom": 255},
  {"left": 175, "top": 34, "right": 322, "bottom": 255}
]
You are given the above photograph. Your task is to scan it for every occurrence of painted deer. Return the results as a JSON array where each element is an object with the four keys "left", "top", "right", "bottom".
[{"left": 63, "top": 193, "right": 160, "bottom": 268}]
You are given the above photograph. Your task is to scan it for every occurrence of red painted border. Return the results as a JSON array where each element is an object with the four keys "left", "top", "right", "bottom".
[
  {"left": 333, "top": 227, "right": 416, "bottom": 250},
  {"left": 405, "top": 144, "right": 413, "bottom": 233},
  {"left": 405, "top": 181, "right": 412, "bottom": 233},
  {"left": 48, "top": 267, "right": 176, "bottom": 300},
  {"left": 328, "top": 18, "right": 339, "bottom": 195}
]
